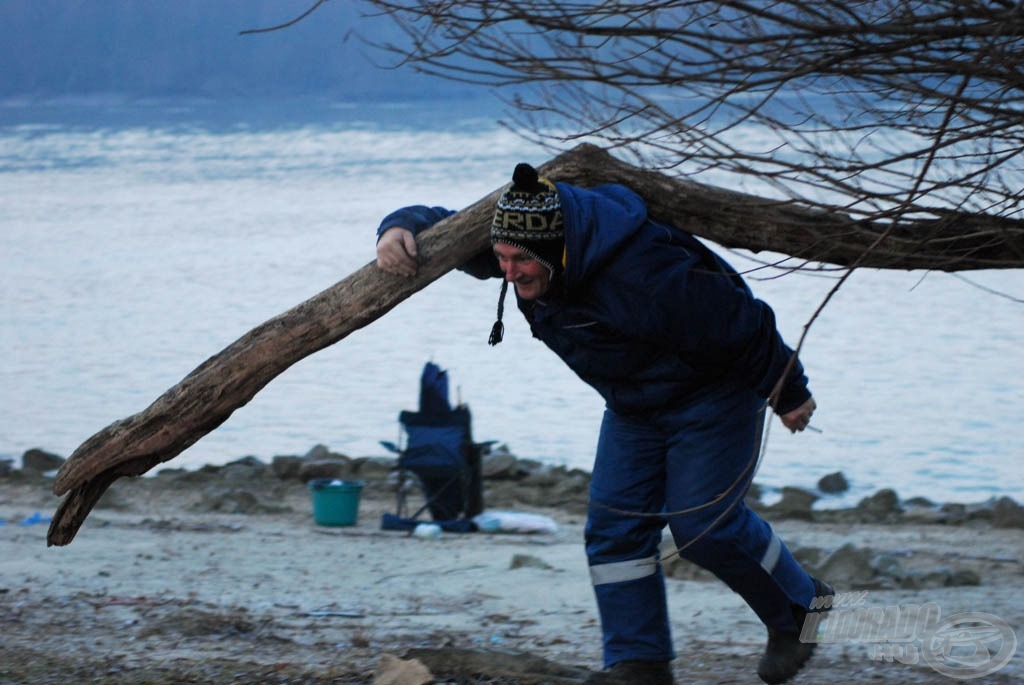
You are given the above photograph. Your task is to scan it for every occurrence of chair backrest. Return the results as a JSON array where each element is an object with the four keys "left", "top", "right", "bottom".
[{"left": 399, "top": 407, "right": 470, "bottom": 473}]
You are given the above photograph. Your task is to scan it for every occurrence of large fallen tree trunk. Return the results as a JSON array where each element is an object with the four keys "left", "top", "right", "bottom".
[{"left": 48, "top": 142, "right": 1023, "bottom": 546}]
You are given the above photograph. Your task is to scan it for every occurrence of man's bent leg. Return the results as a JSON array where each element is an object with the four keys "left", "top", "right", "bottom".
[
  {"left": 586, "top": 409, "right": 674, "bottom": 668},
  {"left": 659, "top": 385, "right": 816, "bottom": 632}
]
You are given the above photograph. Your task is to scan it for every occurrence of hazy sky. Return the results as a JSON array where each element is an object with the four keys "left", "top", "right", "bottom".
[{"left": 0, "top": 1, "right": 471, "bottom": 100}]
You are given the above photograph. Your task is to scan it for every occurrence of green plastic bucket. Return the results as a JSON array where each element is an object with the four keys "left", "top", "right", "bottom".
[{"left": 308, "top": 479, "right": 365, "bottom": 526}]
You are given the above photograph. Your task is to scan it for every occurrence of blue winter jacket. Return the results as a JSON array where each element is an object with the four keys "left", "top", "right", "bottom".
[{"left": 377, "top": 183, "right": 810, "bottom": 416}]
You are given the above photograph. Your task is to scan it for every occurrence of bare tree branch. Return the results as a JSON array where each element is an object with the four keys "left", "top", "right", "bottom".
[
  {"left": 47, "top": 142, "right": 1023, "bottom": 547},
  {"left": 362, "top": 0, "right": 1024, "bottom": 240}
]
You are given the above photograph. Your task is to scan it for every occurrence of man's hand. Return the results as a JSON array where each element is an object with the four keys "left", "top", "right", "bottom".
[
  {"left": 780, "top": 397, "right": 817, "bottom": 433},
  {"left": 376, "top": 227, "right": 419, "bottom": 277}
]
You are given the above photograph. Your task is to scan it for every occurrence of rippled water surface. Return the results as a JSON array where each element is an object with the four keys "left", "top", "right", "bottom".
[{"left": 2, "top": 99, "right": 1021, "bottom": 507}]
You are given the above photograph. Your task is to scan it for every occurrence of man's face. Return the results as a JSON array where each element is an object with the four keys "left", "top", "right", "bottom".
[{"left": 493, "top": 242, "right": 551, "bottom": 300}]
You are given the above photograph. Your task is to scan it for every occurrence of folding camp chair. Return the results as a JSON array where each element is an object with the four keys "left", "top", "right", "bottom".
[{"left": 380, "top": 363, "right": 486, "bottom": 532}]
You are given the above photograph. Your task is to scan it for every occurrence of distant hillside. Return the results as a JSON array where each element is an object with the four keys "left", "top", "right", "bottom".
[{"left": 0, "top": 0, "right": 480, "bottom": 101}]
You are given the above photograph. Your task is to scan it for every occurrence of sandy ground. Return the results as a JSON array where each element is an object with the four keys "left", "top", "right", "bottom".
[{"left": 1, "top": 469, "right": 1022, "bottom": 684}]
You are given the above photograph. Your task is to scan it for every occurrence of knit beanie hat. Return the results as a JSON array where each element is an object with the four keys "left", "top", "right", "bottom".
[
  {"left": 488, "top": 163, "right": 566, "bottom": 346},
  {"left": 490, "top": 163, "right": 565, "bottom": 273}
]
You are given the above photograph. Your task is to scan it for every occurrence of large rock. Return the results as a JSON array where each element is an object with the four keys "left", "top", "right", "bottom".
[
  {"left": 871, "top": 553, "right": 906, "bottom": 583},
  {"left": 298, "top": 458, "right": 354, "bottom": 483},
  {"left": 481, "top": 453, "right": 519, "bottom": 480},
  {"left": 519, "top": 466, "right": 565, "bottom": 489},
  {"left": 271, "top": 455, "right": 304, "bottom": 480},
  {"left": 220, "top": 457, "right": 269, "bottom": 483},
  {"left": 303, "top": 444, "right": 332, "bottom": 461},
  {"left": 938, "top": 502, "right": 968, "bottom": 525},
  {"left": 481, "top": 447, "right": 525, "bottom": 480},
  {"left": 992, "top": 497, "right": 1024, "bottom": 529},
  {"left": 857, "top": 488, "right": 903, "bottom": 521},
  {"left": 21, "top": 448, "right": 65, "bottom": 473},
  {"left": 768, "top": 487, "right": 819, "bottom": 520},
  {"left": 815, "top": 543, "right": 875, "bottom": 585},
  {"left": 549, "top": 470, "right": 590, "bottom": 501},
  {"left": 483, "top": 480, "right": 521, "bottom": 508},
  {"left": 225, "top": 455, "right": 266, "bottom": 468},
  {"left": 900, "top": 502, "right": 950, "bottom": 525},
  {"left": 817, "top": 471, "right": 849, "bottom": 494}
]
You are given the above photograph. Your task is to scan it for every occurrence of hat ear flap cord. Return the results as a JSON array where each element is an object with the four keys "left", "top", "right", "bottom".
[{"left": 489, "top": 279, "right": 509, "bottom": 346}]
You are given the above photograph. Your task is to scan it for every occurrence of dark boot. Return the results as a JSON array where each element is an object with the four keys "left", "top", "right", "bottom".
[
  {"left": 584, "top": 660, "right": 675, "bottom": 685},
  {"left": 757, "top": 578, "right": 834, "bottom": 684}
]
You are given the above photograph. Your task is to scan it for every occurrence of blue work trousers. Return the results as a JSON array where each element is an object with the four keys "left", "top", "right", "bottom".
[{"left": 585, "top": 382, "right": 815, "bottom": 667}]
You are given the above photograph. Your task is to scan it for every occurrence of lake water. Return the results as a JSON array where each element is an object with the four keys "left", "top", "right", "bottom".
[{"left": 1, "top": 98, "right": 1021, "bottom": 508}]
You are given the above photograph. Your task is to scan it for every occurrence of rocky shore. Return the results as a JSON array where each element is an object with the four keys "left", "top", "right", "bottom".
[{"left": 2, "top": 445, "right": 1022, "bottom": 684}]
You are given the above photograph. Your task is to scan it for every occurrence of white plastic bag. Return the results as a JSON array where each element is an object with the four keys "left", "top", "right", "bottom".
[{"left": 472, "top": 510, "right": 559, "bottom": 534}]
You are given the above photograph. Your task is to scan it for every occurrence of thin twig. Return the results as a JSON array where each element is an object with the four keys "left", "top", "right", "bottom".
[
  {"left": 953, "top": 273, "right": 1024, "bottom": 304},
  {"left": 239, "top": 0, "right": 329, "bottom": 36}
]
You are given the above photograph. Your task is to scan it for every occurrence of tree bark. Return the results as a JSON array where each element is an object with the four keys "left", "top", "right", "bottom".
[{"left": 47, "top": 142, "right": 1022, "bottom": 546}]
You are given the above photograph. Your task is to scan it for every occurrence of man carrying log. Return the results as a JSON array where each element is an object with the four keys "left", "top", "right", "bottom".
[{"left": 376, "top": 162, "right": 833, "bottom": 685}]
